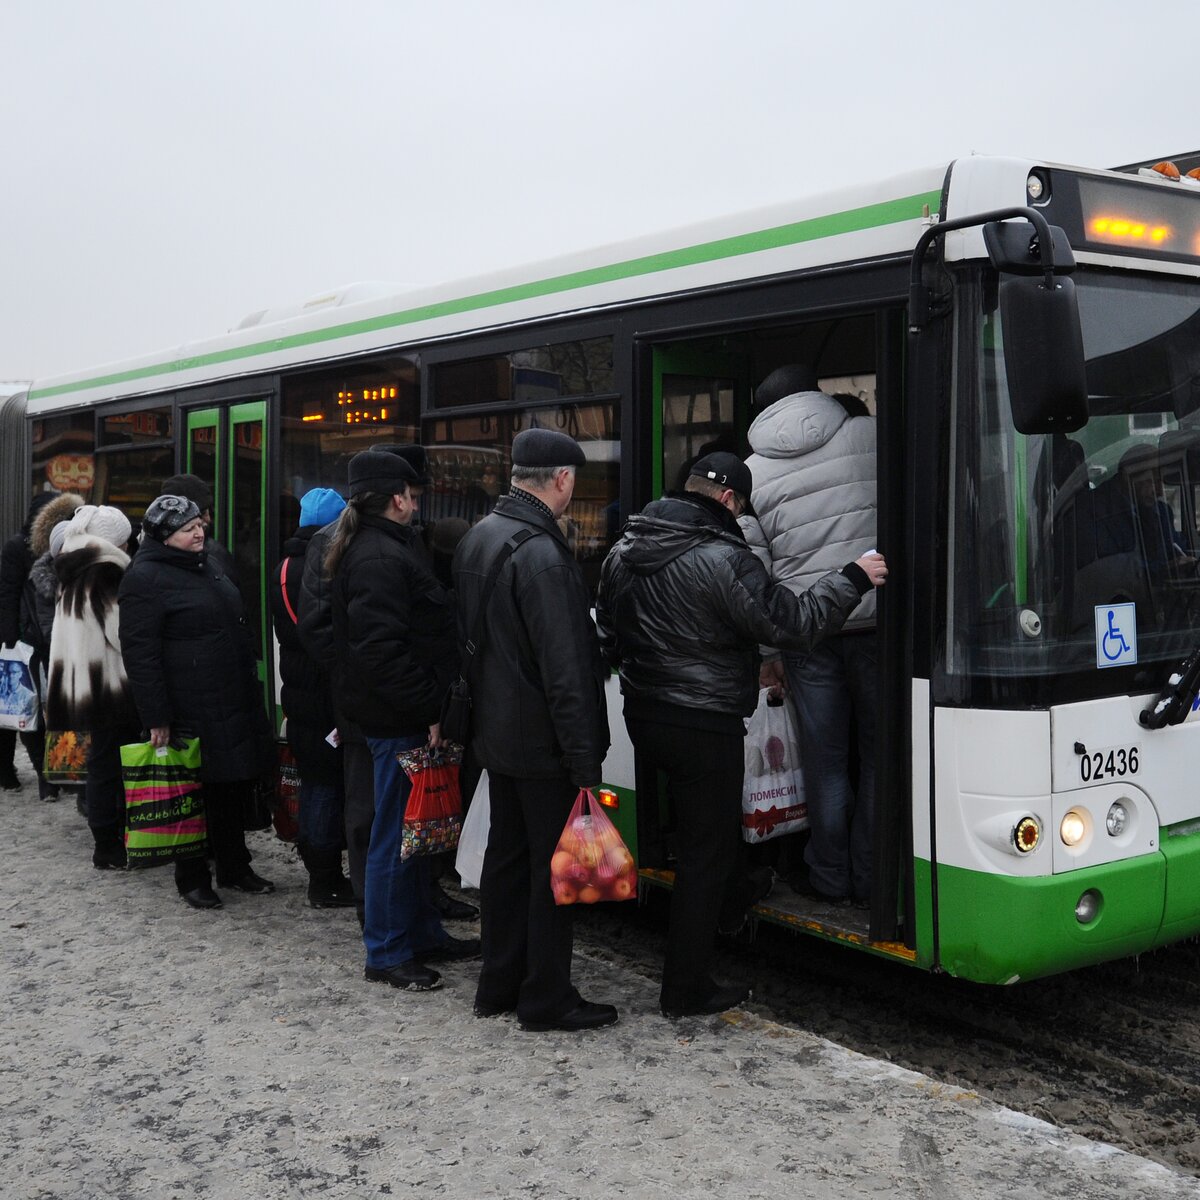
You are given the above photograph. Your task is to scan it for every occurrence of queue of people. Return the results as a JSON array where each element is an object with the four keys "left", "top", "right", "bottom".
[{"left": 0, "top": 369, "right": 883, "bottom": 1030}]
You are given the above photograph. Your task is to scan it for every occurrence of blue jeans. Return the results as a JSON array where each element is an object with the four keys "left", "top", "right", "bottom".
[
  {"left": 364, "top": 735, "right": 447, "bottom": 969},
  {"left": 298, "top": 779, "right": 344, "bottom": 853},
  {"left": 784, "top": 632, "right": 876, "bottom": 900}
]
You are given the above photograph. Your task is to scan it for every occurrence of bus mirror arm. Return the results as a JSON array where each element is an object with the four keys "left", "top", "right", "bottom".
[
  {"left": 1139, "top": 646, "right": 1200, "bottom": 729},
  {"left": 908, "top": 205, "right": 1060, "bottom": 332}
]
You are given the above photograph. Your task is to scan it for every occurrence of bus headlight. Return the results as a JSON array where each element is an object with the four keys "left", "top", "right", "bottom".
[
  {"left": 1060, "top": 809, "right": 1088, "bottom": 847},
  {"left": 1105, "top": 802, "right": 1129, "bottom": 837}
]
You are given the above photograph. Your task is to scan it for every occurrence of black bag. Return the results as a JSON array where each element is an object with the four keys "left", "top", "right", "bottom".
[
  {"left": 439, "top": 675, "right": 473, "bottom": 746},
  {"left": 242, "top": 778, "right": 275, "bottom": 832},
  {"left": 439, "top": 527, "right": 538, "bottom": 748}
]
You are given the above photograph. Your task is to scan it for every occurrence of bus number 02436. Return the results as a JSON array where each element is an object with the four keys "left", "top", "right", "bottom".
[{"left": 1079, "top": 744, "right": 1140, "bottom": 783}]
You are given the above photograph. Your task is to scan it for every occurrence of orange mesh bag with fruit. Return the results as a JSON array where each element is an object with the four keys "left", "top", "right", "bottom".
[{"left": 550, "top": 789, "right": 637, "bottom": 905}]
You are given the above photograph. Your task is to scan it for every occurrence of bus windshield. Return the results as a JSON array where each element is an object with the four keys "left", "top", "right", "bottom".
[{"left": 947, "top": 268, "right": 1200, "bottom": 702}]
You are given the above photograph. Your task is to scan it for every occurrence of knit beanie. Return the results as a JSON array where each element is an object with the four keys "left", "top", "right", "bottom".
[
  {"left": 49, "top": 521, "right": 73, "bottom": 558},
  {"left": 347, "top": 450, "right": 419, "bottom": 498},
  {"left": 299, "top": 487, "right": 347, "bottom": 529},
  {"left": 142, "top": 495, "right": 201, "bottom": 542},
  {"left": 61, "top": 504, "right": 133, "bottom": 549}
]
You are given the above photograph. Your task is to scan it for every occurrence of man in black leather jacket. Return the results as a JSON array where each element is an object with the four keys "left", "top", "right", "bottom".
[
  {"left": 453, "top": 428, "right": 617, "bottom": 1033},
  {"left": 596, "top": 452, "right": 887, "bottom": 1019}
]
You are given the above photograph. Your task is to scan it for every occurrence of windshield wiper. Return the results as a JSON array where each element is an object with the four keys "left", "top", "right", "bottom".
[{"left": 1139, "top": 647, "right": 1200, "bottom": 729}]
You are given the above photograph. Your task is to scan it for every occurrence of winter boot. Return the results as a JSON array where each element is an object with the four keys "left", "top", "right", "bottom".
[
  {"left": 300, "top": 844, "right": 358, "bottom": 909},
  {"left": 91, "top": 824, "right": 127, "bottom": 871}
]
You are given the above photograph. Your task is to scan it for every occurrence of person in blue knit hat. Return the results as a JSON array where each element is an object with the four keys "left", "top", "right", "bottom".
[{"left": 269, "top": 486, "right": 355, "bottom": 908}]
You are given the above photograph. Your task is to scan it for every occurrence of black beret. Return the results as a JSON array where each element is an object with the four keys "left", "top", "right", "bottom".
[
  {"left": 511, "top": 428, "right": 586, "bottom": 468},
  {"left": 348, "top": 450, "right": 419, "bottom": 498}
]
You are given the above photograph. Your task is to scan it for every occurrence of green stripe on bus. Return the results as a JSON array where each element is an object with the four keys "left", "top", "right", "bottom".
[{"left": 30, "top": 191, "right": 941, "bottom": 401}]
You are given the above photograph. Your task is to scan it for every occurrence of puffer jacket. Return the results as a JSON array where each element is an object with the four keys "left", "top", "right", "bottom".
[
  {"left": 45, "top": 534, "right": 137, "bottom": 732},
  {"left": 329, "top": 514, "right": 458, "bottom": 739},
  {"left": 453, "top": 494, "right": 609, "bottom": 787},
  {"left": 118, "top": 538, "right": 273, "bottom": 782},
  {"left": 596, "top": 493, "right": 867, "bottom": 718},
  {"left": 741, "top": 390, "right": 877, "bottom": 631}
]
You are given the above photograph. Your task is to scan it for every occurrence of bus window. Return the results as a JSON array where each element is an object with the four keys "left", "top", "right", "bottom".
[
  {"left": 279, "top": 357, "right": 419, "bottom": 545},
  {"left": 31, "top": 411, "right": 95, "bottom": 502},
  {"left": 424, "top": 401, "right": 620, "bottom": 593}
]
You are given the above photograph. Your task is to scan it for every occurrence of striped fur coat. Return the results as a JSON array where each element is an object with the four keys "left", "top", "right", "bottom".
[{"left": 45, "top": 534, "right": 137, "bottom": 732}]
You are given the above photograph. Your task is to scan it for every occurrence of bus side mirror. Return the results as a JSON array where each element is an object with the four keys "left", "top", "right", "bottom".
[{"left": 998, "top": 274, "right": 1089, "bottom": 434}]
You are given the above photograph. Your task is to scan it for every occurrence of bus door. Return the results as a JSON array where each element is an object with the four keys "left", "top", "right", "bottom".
[
  {"left": 651, "top": 347, "right": 752, "bottom": 496},
  {"left": 184, "top": 401, "right": 272, "bottom": 713}
]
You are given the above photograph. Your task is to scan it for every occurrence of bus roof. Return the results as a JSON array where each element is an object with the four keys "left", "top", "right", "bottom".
[{"left": 28, "top": 155, "right": 1198, "bottom": 414}]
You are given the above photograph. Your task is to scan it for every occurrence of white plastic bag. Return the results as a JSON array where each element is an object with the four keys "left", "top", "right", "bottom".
[
  {"left": 454, "top": 770, "right": 491, "bottom": 890},
  {"left": 0, "top": 642, "right": 40, "bottom": 732},
  {"left": 742, "top": 687, "right": 806, "bottom": 843}
]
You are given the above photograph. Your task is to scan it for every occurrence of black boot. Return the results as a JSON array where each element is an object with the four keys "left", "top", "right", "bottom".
[
  {"left": 300, "top": 844, "right": 358, "bottom": 909},
  {"left": 91, "top": 824, "right": 127, "bottom": 871}
]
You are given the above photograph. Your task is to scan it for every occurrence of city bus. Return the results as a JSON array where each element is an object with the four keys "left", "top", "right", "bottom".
[{"left": 10, "top": 153, "right": 1200, "bottom": 984}]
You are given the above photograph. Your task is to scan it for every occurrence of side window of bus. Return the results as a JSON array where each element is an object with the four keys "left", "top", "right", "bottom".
[{"left": 424, "top": 401, "right": 621, "bottom": 595}]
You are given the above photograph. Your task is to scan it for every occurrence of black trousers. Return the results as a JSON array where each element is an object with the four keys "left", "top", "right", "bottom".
[
  {"left": 0, "top": 727, "right": 45, "bottom": 783},
  {"left": 175, "top": 780, "right": 253, "bottom": 893},
  {"left": 342, "top": 736, "right": 376, "bottom": 901},
  {"left": 625, "top": 716, "right": 745, "bottom": 1009},
  {"left": 475, "top": 772, "right": 579, "bottom": 1024},
  {"left": 85, "top": 724, "right": 139, "bottom": 831}
]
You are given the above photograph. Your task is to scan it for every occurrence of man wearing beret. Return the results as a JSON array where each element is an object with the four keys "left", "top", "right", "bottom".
[
  {"left": 596, "top": 451, "right": 887, "bottom": 1018},
  {"left": 453, "top": 428, "right": 617, "bottom": 1032},
  {"left": 325, "top": 449, "right": 479, "bottom": 992}
]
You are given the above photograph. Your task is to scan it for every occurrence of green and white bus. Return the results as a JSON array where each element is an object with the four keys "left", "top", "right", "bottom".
[{"left": 12, "top": 152, "right": 1200, "bottom": 984}]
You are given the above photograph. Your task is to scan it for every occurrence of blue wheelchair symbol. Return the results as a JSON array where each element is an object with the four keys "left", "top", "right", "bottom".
[
  {"left": 1101, "top": 610, "right": 1131, "bottom": 662},
  {"left": 1095, "top": 602, "right": 1137, "bottom": 669}
]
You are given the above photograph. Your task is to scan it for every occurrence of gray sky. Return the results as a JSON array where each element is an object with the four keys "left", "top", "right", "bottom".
[{"left": 3, "top": 0, "right": 1198, "bottom": 383}]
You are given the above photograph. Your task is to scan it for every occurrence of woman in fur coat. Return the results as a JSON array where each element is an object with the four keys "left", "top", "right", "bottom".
[
  {"left": 17, "top": 493, "right": 85, "bottom": 800},
  {"left": 46, "top": 505, "right": 140, "bottom": 868}
]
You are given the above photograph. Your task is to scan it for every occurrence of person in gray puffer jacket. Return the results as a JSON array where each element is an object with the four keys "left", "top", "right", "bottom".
[
  {"left": 740, "top": 364, "right": 879, "bottom": 909},
  {"left": 597, "top": 451, "right": 886, "bottom": 1020}
]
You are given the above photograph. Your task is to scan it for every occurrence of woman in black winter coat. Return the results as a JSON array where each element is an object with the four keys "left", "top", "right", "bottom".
[
  {"left": 118, "top": 495, "right": 276, "bottom": 910},
  {"left": 271, "top": 486, "right": 355, "bottom": 909},
  {"left": 0, "top": 491, "right": 60, "bottom": 791}
]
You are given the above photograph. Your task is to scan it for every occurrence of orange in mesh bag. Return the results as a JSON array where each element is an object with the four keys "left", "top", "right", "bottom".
[{"left": 550, "top": 788, "right": 637, "bottom": 905}]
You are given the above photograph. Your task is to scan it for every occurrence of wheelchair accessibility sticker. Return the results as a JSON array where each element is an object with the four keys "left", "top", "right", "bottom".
[{"left": 1095, "top": 603, "right": 1137, "bottom": 669}]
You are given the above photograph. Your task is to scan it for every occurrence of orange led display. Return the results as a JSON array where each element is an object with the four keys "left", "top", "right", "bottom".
[{"left": 1089, "top": 216, "right": 1172, "bottom": 246}]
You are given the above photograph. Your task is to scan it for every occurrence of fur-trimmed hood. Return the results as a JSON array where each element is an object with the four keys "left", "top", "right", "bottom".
[{"left": 29, "top": 493, "right": 84, "bottom": 559}]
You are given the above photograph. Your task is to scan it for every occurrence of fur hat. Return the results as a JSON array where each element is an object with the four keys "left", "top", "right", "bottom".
[
  {"left": 61, "top": 504, "right": 133, "bottom": 550},
  {"left": 142, "top": 495, "right": 201, "bottom": 542},
  {"left": 347, "top": 450, "right": 419, "bottom": 498},
  {"left": 29, "top": 492, "right": 85, "bottom": 558}
]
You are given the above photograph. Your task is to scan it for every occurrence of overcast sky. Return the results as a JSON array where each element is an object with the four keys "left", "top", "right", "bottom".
[{"left": 3, "top": 0, "right": 1198, "bottom": 383}]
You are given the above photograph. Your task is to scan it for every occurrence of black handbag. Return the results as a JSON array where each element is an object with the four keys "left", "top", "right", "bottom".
[{"left": 439, "top": 527, "right": 538, "bottom": 746}]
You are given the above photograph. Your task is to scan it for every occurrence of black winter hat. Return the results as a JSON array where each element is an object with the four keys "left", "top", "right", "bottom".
[
  {"left": 143, "top": 495, "right": 202, "bottom": 542},
  {"left": 375, "top": 444, "right": 431, "bottom": 486},
  {"left": 159, "top": 473, "right": 215, "bottom": 511},
  {"left": 348, "top": 450, "right": 419, "bottom": 498},
  {"left": 754, "top": 364, "right": 818, "bottom": 413},
  {"left": 511, "top": 428, "right": 586, "bottom": 468}
]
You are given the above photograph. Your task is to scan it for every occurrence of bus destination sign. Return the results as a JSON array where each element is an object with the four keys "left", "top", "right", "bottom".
[{"left": 1074, "top": 176, "right": 1200, "bottom": 261}]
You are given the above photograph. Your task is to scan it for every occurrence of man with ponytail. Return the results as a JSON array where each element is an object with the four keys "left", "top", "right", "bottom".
[{"left": 327, "top": 450, "right": 479, "bottom": 992}]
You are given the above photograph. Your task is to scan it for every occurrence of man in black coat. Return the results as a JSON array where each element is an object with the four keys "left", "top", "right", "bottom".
[
  {"left": 0, "top": 491, "right": 59, "bottom": 790},
  {"left": 596, "top": 452, "right": 887, "bottom": 1018},
  {"left": 453, "top": 428, "right": 617, "bottom": 1032},
  {"left": 328, "top": 450, "right": 477, "bottom": 993}
]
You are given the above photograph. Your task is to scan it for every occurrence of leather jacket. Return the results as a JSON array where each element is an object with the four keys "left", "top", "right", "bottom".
[
  {"left": 596, "top": 493, "right": 867, "bottom": 718},
  {"left": 453, "top": 494, "right": 608, "bottom": 786}
]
